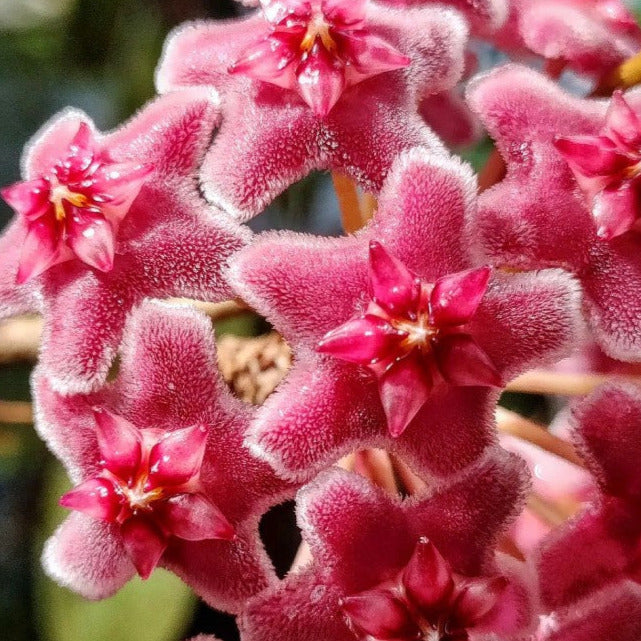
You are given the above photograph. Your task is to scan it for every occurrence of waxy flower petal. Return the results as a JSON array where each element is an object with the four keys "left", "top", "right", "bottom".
[
  {"left": 467, "top": 64, "right": 641, "bottom": 360},
  {"left": 0, "top": 89, "right": 250, "bottom": 393},
  {"left": 232, "top": 150, "right": 581, "bottom": 480},
  {"left": 156, "top": 4, "right": 467, "bottom": 218},
  {"left": 59, "top": 477, "right": 122, "bottom": 522},
  {"left": 35, "top": 301, "right": 295, "bottom": 610}
]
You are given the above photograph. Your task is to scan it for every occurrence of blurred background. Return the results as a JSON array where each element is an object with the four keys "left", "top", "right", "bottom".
[{"left": 1, "top": 1, "right": 641, "bottom": 641}]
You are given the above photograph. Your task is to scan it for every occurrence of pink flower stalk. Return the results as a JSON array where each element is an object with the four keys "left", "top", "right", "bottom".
[
  {"left": 230, "top": 150, "right": 582, "bottom": 481},
  {"left": 492, "top": 0, "right": 641, "bottom": 78},
  {"left": 240, "top": 450, "right": 534, "bottom": 641},
  {"left": 229, "top": 0, "right": 411, "bottom": 118},
  {"left": 59, "top": 411, "right": 235, "bottom": 580},
  {"left": 535, "top": 382, "right": 641, "bottom": 612},
  {"left": 156, "top": 3, "right": 467, "bottom": 218},
  {"left": 318, "top": 242, "right": 500, "bottom": 437},
  {"left": 1, "top": 122, "right": 152, "bottom": 283},
  {"left": 466, "top": 64, "right": 641, "bottom": 361},
  {"left": 555, "top": 91, "right": 641, "bottom": 240},
  {"left": 35, "top": 300, "right": 294, "bottom": 610},
  {"left": 0, "top": 89, "right": 250, "bottom": 393}
]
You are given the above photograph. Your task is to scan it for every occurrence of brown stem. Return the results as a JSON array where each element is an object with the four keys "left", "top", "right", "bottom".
[
  {"left": 496, "top": 407, "right": 584, "bottom": 467},
  {"left": 477, "top": 147, "right": 506, "bottom": 192},
  {"left": 527, "top": 492, "right": 578, "bottom": 528},
  {"left": 354, "top": 448, "right": 398, "bottom": 494},
  {"left": 332, "top": 172, "right": 364, "bottom": 234},
  {"left": 506, "top": 370, "right": 641, "bottom": 397},
  {"left": 0, "top": 400, "right": 33, "bottom": 424}
]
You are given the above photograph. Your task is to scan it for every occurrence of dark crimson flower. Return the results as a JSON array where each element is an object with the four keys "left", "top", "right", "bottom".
[
  {"left": 35, "top": 301, "right": 294, "bottom": 609},
  {"left": 1, "top": 123, "right": 152, "bottom": 283},
  {"left": 318, "top": 242, "right": 500, "bottom": 437},
  {"left": 229, "top": 0, "right": 410, "bottom": 117},
  {"left": 240, "top": 450, "right": 534, "bottom": 641}
]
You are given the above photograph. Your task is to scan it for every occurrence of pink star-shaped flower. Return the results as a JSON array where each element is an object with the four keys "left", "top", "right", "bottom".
[
  {"left": 34, "top": 300, "right": 294, "bottom": 610},
  {"left": 229, "top": 0, "right": 411, "bottom": 118},
  {"left": 156, "top": 1, "right": 468, "bottom": 218},
  {"left": 466, "top": 64, "right": 641, "bottom": 361},
  {"left": 0, "top": 89, "right": 249, "bottom": 394},
  {"left": 492, "top": 0, "right": 641, "bottom": 78},
  {"left": 536, "top": 382, "right": 641, "bottom": 610},
  {"left": 239, "top": 449, "right": 534, "bottom": 641},
  {"left": 318, "top": 244, "right": 500, "bottom": 437},
  {"left": 229, "top": 149, "right": 582, "bottom": 481}
]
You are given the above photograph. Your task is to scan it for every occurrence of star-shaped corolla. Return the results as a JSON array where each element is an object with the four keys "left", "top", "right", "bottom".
[
  {"left": 0, "top": 89, "right": 250, "bottom": 394},
  {"left": 229, "top": 149, "right": 582, "bottom": 481},
  {"left": 229, "top": 0, "right": 411, "bottom": 118},
  {"left": 536, "top": 382, "right": 641, "bottom": 611},
  {"left": 466, "top": 64, "right": 641, "bottom": 361},
  {"left": 318, "top": 243, "right": 500, "bottom": 437},
  {"left": 239, "top": 449, "right": 534, "bottom": 641},
  {"left": 156, "top": 1, "right": 468, "bottom": 219},
  {"left": 34, "top": 301, "right": 294, "bottom": 610},
  {"left": 492, "top": 0, "right": 641, "bottom": 78}
]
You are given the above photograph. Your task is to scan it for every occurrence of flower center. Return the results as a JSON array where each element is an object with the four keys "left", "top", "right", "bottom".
[
  {"left": 49, "top": 177, "right": 90, "bottom": 221},
  {"left": 300, "top": 11, "right": 336, "bottom": 52},
  {"left": 391, "top": 311, "right": 438, "bottom": 352}
]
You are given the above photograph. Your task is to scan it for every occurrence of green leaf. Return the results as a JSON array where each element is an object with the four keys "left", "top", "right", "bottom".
[{"left": 34, "top": 459, "right": 197, "bottom": 641}]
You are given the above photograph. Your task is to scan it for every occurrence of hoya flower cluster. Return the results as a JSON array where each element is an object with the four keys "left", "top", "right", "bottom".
[{"left": 2, "top": 0, "right": 641, "bottom": 639}]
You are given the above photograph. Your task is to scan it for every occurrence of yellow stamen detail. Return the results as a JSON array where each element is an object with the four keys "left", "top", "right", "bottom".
[
  {"left": 49, "top": 181, "right": 90, "bottom": 221},
  {"left": 300, "top": 14, "right": 336, "bottom": 53}
]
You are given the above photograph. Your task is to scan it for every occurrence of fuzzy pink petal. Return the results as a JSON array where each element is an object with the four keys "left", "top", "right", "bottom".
[
  {"left": 378, "top": 352, "right": 433, "bottom": 437},
  {"left": 542, "top": 581, "right": 641, "bottom": 641},
  {"left": 317, "top": 315, "right": 404, "bottom": 364},
  {"left": 261, "top": 0, "right": 311, "bottom": 25},
  {"left": 407, "top": 449, "right": 529, "bottom": 574},
  {"left": 592, "top": 183, "right": 639, "bottom": 240},
  {"left": 92, "top": 408, "right": 142, "bottom": 482},
  {"left": 369, "top": 240, "right": 419, "bottom": 316},
  {"left": 402, "top": 537, "right": 454, "bottom": 612},
  {"left": 43, "top": 512, "right": 135, "bottom": 599},
  {"left": 0, "top": 221, "right": 36, "bottom": 318},
  {"left": 537, "top": 508, "right": 631, "bottom": 609},
  {"left": 147, "top": 424, "right": 208, "bottom": 489},
  {"left": 59, "top": 477, "right": 122, "bottom": 522},
  {"left": 572, "top": 383, "right": 641, "bottom": 501},
  {"left": 467, "top": 270, "right": 582, "bottom": 381},
  {"left": 295, "top": 45, "right": 346, "bottom": 118},
  {"left": 434, "top": 333, "right": 502, "bottom": 387},
  {"left": 157, "top": 494, "right": 235, "bottom": 542},
  {"left": 120, "top": 515, "right": 167, "bottom": 580},
  {"left": 66, "top": 209, "right": 116, "bottom": 272},
  {"left": 430, "top": 266, "right": 491, "bottom": 327},
  {"left": 371, "top": 150, "right": 476, "bottom": 278},
  {"left": 341, "top": 590, "right": 417, "bottom": 639},
  {"left": 163, "top": 524, "right": 275, "bottom": 613}
]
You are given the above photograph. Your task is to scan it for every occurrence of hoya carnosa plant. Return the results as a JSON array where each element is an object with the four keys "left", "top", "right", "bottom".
[
  {"left": 240, "top": 450, "right": 534, "bottom": 641},
  {"left": 229, "top": 149, "right": 582, "bottom": 482},
  {"left": 0, "top": 89, "right": 249, "bottom": 394},
  {"left": 155, "top": 0, "right": 468, "bottom": 218},
  {"left": 466, "top": 64, "right": 641, "bottom": 361},
  {"left": 34, "top": 301, "right": 295, "bottom": 611}
]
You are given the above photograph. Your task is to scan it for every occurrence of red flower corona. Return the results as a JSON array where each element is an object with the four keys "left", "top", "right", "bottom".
[
  {"left": 318, "top": 242, "right": 499, "bottom": 436},
  {"left": 60, "top": 410, "right": 235, "bottom": 579},
  {"left": 229, "top": 0, "right": 411, "bottom": 117},
  {"left": 1, "top": 123, "right": 152, "bottom": 283},
  {"left": 555, "top": 91, "right": 641, "bottom": 240}
]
